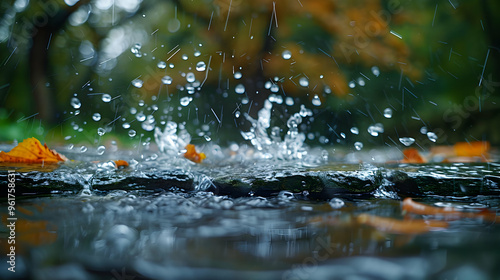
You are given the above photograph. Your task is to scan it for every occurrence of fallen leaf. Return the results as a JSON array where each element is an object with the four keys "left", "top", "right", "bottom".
[
  {"left": 453, "top": 141, "right": 490, "bottom": 158},
  {"left": 0, "top": 138, "right": 67, "bottom": 164},
  {"left": 401, "top": 148, "right": 426, "bottom": 163},
  {"left": 113, "top": 160, "right": 129, "bottom": 168},
  {"left": 183, "top": 144, "right": 206, "bottom": 163},
  {"left": 357, "top": 214, "right": 448, "bottom": 234},
  {"left": 402, "top": 197, "right": 498, "bottom": 222}
]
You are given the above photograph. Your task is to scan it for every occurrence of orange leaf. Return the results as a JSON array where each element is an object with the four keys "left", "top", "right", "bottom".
[
  {"left": 401, "top": 148, "right": 426, "bottom": 163},
  {"left": 357, "top": 214, "right": 448, "bottom": 234},
  {"left": 113, "top": 160, "right": 129, "bottom": 168},
  {"left": 402, "top": 198, "right": 498, "bottom": 222},
  {"left": 183, "top": 144, "right": 206, "bottom": 163},
  {"left": 453, "top": 141, "right": 490, "bottom": 157},
  {"left": 0, "top": 138, "right": 67, "bottom": 164}
]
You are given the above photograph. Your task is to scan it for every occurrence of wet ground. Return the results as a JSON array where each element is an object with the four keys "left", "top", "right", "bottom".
[{"left": 1, "top": 145, "right": 500, "bottom": 279}]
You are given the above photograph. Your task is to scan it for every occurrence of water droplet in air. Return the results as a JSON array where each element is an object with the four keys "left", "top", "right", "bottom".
[
  {"left": 122, "top": 122, "right": 130, "bottom": 129},
  {"left": 235, "top": 84, "right": 245, "bottom": 94},
  {"left": 181, "top": 54, "right": 188, "bottom": 60},
  {"left": 132, "top": 79, "right": 143, "bottom": 88},
  {"left": 186, "top": 72, "right": 195, "bottom": 83},
  {"left": 354, "top": 142, "right": 363, "bottom": 150},
  {"left": 161, "top": 76, "right": 172, "bottom": 85},
  {"left": 348, "top": 81, "right": 356, "bottom": 88},
  {"left": 234, "top": 71, "right": 242, "bottom": 79},
  {"left": 329, "top": 198, "right": 345, "bottom": 209},
  {"left": 299, "top": 77, "right": 309, "bottom": 87},
  {"left": 102, "top": 93, "right": 112, "bottom": 103},
  {"left": 427, "top": 132, "right": 438, "bottom": 142},
  {"left": 80, "top": 145, "right": 88, "bottom": 153},
  {"left": 128, "top": 130, "right": 137, "bottom": 137},
  {"left": 311, "top": 95, "right": 321, "bottom": 106},
  {"left": 357, "top": 77, "right": 365, "bottom": 86},
  {"left": 383, "top": 108, "right": 392, "bottom": 118},
  {"left": 282, "top": 50, "right": 292, "bottom": 60},
  {"left": 196, "top": 61, "right": 206, "bottom": 71},
  {"left": 97, "top": 127, "right": 106, "bottom": 136},
  {"left": 234, "top": 111, "right": 240, "bottom": 118},
  {"left": 350, "top": 127, "right": 359, "bottom": 135},
  {"left": 157, "top": 61, "right": 167, "bottom": 69},
  {"left": 70, "top": 97, "right": 81, "bottom": 109},
  {"left": 130, "top": 43, "right": 141, "bottom": 54},
  {"left": 194, "top": 50, "right": 201, "bottom": 57},
  {"left": 136, "top": 112, "right": 146, "bottom": 122},
  {"left": 420, "top": 126, "right": 428, "bottom": 134},
  {"left": 92, "top": 113, "right": 101, "bottom": 121},
  {"left": 204, "top": 135, "right": 211, "bottom": 141},
  {"left": 180, "top": 96, "right": 192, "bottom": 106},
  {"left": 367, "top": 123, "right": 384, "bottom": 137},
  {"left": 371, "top": 66, "right": 380, "bottom": 77},
  {"left": 97, "top": 145, "right": 105, "bottom": 155},
  {"left": 399, "top": 137, "right": 415, "bottom": 146}
]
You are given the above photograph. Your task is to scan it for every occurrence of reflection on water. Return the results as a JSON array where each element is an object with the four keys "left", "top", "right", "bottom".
[{"left": 1, "top": 190, "right": 499, "bottom": 279}]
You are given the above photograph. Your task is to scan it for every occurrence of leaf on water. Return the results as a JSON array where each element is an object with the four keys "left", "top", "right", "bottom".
[
  {"left": 183, "top": 144, "right": 206, "bottom": 163},
  {"left": 0, "top": 138, "right": 67, "bottom": 164},
  {"left": 401, "top": 148, "right": 426, "bottom": 163},
  {"left": 357, "top": 214, "right": 448, "bottom": 234},
  {"left": 402, "top": 197, "right": 498, "bottom": 222}
]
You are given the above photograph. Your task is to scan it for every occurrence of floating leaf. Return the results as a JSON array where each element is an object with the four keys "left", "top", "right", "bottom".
[
  {"left": 0, "top": 138, "right": 67, "bottom": 164},
  {"left": 183, "top": 144, "right": 206, "bottom": 163},
  {"left": 357, "top": 214, "right": 448, "bottom": 234}
]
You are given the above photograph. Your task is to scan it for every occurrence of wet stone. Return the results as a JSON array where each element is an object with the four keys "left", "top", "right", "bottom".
[{"left": 1, "top": 162, "right": 499, "bottom": 199}]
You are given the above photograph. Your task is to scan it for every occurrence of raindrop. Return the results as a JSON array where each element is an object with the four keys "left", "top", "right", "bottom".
[
  {"left": 420, "top": 126, "right": 428, "bottom": 134},
  {"left": 80, "top": 145, "right": 88, "bottom": 153},
  {"left": 299, "top": 77, "right": 309, "bottom": 87},
  {"left": 354, "top": 142, "right": 363, "bottom": 150},
  {"left": 186, "top": 72, "right": 195, "bottom": 83},
  {"left": 130, "top": 43, "right": 141, "bottom": 54},
  {"left": 350, "top": 127, "right": 359, "bottom": 135},
  {"left": 97, "top": 127, "right": 106, "bottom": 136},
  {"left": 181, "top": 54, "right": 188, "bottom": 60},
  {"left": 194, "top": 50, "right": 201, "bottom": 57},
  {"left": 270, "top": 84, "right": 279, "bottom": 93},
  {"left": 235, "top": 84, "right": 245, "bottom": 94},
  {"left": 357, "top": 77, "right": 365, "bottom": 86},
  {"left": 399, "top": 137, "right": 415, "bottom": 146},
  {"left": 161, "top": 76, "right": 172, "bottom": 85},
  {"left": 157, "top": 61, "right": 167, "bottom": 69},
  {"left": 383, "top": 108, "right": 392, "bottom": 118},
  {"left": 234, "top": 71, "right": 242, "bottom": 79},
  {"left": 180, "top": 96, "right": 192, "bottom": 106},
  {"left": 371, "top": 66, "right": 380, "bottom": 77},
  {"left": 102, "top": 93, "right": 112, "bottom": 103},
  {"left": 141, "top": 120, "right": 155, "bottom": 131},
  {"left": 97, "top": 145, "right": 105, "bottom": 155},
  {"left": 311, "top": 95, "right": 321, "bottom": 106},
  {"left": 234, "top": 111, "right": 240, "bottom": 118},
  {"left": 348, "top": 81, "right": 356, "bottom": 88},
  {"left": 131, "top": 79, "right": 143, "bottom": 88},
  {"left": 427, "top": 132, "right": 438, "bottom": 142},
  {"left": 282, "top": 50, "right": 292, "bottom": 60},
  {"left": 196, "top": 61, "right": 206, "bottom": 71},
  {"left": 122, "top": 122, "right": 131, "bottom": 129},
  {"left": 204, "top": 135, "right": 211, "bottom": 141},
  {"left": 128, "top": 130, "right": 137, "bottom": 137},
  {"left": 285, "top": 97, "right": 294, "bottom": 106},
  {"left": 130, "top": 107, "right": 137, "bottom": 114},
  {"left": 92, "top": 113, "right": 101, "bottom": 121},
  {"left": 136, "top": 112, "right": 146, "bottom": 122},
  {"left": 367, "top": 123, "right": 384, "bottom": 137},
  {"left": 70, "top": 97, "right": 81, "bottom": 109}
]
